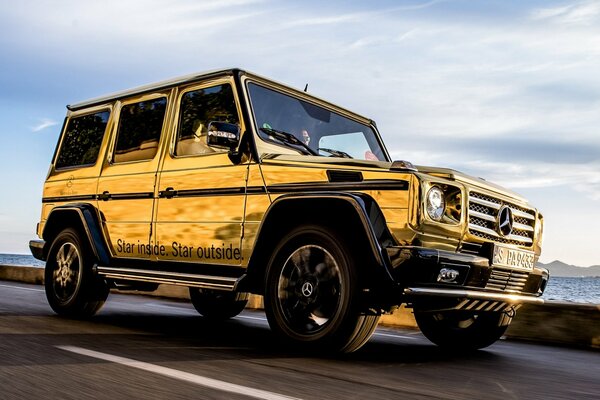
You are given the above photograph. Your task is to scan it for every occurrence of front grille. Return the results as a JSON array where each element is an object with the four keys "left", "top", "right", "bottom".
[
  {"left": 468, "top": 191, "right": 536, "bottom": 247},
  {"left": 486, "top": 268, "right": 529, "bottom": 292}
]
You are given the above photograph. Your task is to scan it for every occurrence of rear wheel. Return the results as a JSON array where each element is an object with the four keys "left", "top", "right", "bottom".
[
  {"left": 414, "top": 310, "right": 514, "bottom": 350},
  {"left": 189, "top": 288, "right": 249, "bottom": 320},
  {"left": 45, "top": 228, "right": 109, "bottom": 317},
  {"left": 264, "top": 225, "right": 379, "bottom": 353}
]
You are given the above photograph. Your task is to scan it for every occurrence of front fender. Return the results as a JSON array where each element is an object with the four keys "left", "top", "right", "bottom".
[{"left": 245, "top": 192, "right": 399, "bottom": 299}]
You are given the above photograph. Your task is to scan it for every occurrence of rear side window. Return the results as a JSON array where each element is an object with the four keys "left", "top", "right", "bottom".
[
  {"left": 113, "top": 97, "right": 167, "bottom": 163},
  {"left": 55, "top": 111, "right": 110, "bottom": 169}
]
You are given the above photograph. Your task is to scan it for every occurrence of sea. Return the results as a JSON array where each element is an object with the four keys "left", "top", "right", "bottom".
[{"left": 1, "top": 254, "right": 599, "bottom": 304}]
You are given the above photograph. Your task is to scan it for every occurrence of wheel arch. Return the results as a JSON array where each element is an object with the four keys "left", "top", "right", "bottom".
[
  {"left": 42, "top": 204, "right": 111, "bottom": 265},
  {"left": 243, "top": 192, "right": 397, "bottom": 297}
]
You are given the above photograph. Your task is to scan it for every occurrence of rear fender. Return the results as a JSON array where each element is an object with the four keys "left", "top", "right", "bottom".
[{"left": 42, "top": 204, "right": 110, "bottom": 265}]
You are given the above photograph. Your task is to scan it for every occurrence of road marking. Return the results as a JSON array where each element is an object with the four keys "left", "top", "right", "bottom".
[
  {"left": 237, "top": 315, "right": 268, "bottom": 322},
  {"left": 57, "top": 345, "right": 302, "bottom": 400},
  {"left": 373, "top": 332, "right": 418, "bottom": 340},
  {"left": 0, "top": 283, "right": 44, "bottom": 292}
]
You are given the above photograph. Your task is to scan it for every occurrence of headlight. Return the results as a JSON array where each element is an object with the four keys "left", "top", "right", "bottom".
[{"left": 426, "top": 186, "right": 445, "bottom": 221}]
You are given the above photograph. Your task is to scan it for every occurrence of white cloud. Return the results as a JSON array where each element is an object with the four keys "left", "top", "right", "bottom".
[
  {"left": 31, "top": 119, "right": 58, "bottom": 132},
  {"left": 455, "top": 159, "right": 600, "bottom": 201},
  {"left": 531, "top": 1, "right": 600, "bottom": 25}
]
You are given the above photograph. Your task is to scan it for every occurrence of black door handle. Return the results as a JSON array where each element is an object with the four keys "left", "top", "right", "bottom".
[
  {"left": 97, "top": 191, "right": 111, "bottom": 201},
  {"left": 159, "top": 187, "right": 177, "bottom": 199}
]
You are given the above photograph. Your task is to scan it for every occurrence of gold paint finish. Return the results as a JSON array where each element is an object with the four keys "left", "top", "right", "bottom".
[{"left": 36, "top": 69, "right": 543, "bottom": 287}]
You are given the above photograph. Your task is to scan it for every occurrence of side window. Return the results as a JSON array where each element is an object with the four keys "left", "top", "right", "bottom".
[
  {"left": 55, "top": 111, "right": 110, "bottom": 169},
  {"left": 175, "top": 84, "right": 239, "bottom": 156},
  {"left": 113, "top": 97, "right": 167, "bottom": 163}
]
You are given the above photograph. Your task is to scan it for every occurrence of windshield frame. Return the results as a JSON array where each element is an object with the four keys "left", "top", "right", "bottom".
[{"left": 242, "top": 74, "right": 391, "bottom": 162}]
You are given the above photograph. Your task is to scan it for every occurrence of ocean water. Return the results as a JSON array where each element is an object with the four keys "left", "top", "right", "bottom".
[
  {"left": 543, "top": 277, "right": 600, "bottom": 304},
  {"left": 1, "top": 253, "right": 45, "bottom": 268},
  {"left": 1, "top": 254, "right": 598, "bottom": 304}
]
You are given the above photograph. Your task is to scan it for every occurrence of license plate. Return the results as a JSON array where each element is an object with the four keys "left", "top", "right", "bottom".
[{"left": 492, "top": 244, "right": 535, "bottom": 270}]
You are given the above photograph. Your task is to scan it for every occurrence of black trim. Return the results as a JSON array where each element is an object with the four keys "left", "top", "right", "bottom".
[
  {"left": 108, "top": 192, "right": 154, "bottom": 200},
  {"left": 42, "top": 192, "right": 154, "bottom": 203},
  {"left": 161, "top": 187, "right": 248, "bottom": 199},
  {"left": 159, "top": 180, "right": 407, "bottom": 199},
  {"left": 43, "top": 179, "right": 408, "bottom": 203},
  {"left": 233, "top": 70, "right": 260, "bottom": 162},
  {"left": 327, "top": 170, "right": 363, "bottom": 183},
  {"left": 43, "top": 194, "right": 97, "bottom": 203},
  {"left": 267, "top": 180, "right": 408, "bottom": 193}
]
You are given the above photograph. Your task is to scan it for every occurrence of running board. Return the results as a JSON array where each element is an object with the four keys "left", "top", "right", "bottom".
[{"left": 96, "top": 266, "right": 240, "bottom": 291}]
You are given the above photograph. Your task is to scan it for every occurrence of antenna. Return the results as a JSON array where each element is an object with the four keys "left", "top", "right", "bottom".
[{"left": 304, "top": 83, "right": 308, "bottom": 92}]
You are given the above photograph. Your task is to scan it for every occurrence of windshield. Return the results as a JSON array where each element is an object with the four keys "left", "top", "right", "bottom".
[{"left": 247, "top": 82, "right": 388, "bottom": 161}]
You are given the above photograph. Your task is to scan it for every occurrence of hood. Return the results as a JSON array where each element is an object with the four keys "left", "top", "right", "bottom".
[
  {"left": 415, "top": 165, "right": 528, "bottom": 204},
  {"left": 261, "top": 154, "right": 529, "bottom": 204}
]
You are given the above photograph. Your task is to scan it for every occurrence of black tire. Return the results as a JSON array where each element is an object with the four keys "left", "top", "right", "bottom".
[
  {"left": 414, "top": 310, "right": 514, "bottom": 350},
  {"left": 45, "top": 228, "right": 109, "bottom": 318},
  {"left": 264, "top": 225, "right": 379, "bottom": 353},
  {"left": 189, "top": 288, "right": 249, "bottom": 320}
]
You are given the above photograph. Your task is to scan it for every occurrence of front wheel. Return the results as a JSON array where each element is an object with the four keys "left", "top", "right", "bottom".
[
  {"left": 45, "top": 228, "right": 109, "bottom": 318},
  {"left": 414, "top": 310, "right": 514, "bottom": 350},
  {"left": 189, "top": 288, "right": 249, "bottom": 320},
  {"left": 264, "top": 225, "right": 379, "bottom": 353}
]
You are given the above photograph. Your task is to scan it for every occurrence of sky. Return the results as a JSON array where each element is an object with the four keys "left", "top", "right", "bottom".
[{"left": 0, "top": 0, "right": 599, "bottom": 266}]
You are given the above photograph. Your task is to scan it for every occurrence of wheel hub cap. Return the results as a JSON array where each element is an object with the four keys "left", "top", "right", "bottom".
[
  {"left": 277, "top": 244, "right": 343, "bottom": 334},
  {"left": 301, "top": 281, "right": 314, "bottom": 297}
]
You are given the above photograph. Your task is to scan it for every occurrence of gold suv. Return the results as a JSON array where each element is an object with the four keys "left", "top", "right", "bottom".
[{"left": 30, "top": 68, "right": 548, "bottom": 352}]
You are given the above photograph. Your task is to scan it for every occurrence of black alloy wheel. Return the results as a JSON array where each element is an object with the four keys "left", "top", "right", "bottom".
[
  {"left": 264, "top": 225, "right": 379, "bottom": 353},
  {"left": 45, "top": 228, "right": 108, "bottom": 317}
]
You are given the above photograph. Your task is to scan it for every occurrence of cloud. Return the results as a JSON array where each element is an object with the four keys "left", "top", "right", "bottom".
[
  {"left": 449, "top": 158, "right": 600, "bottom": 201},
  {"left": 31, "top": 119, "right": 58, "bottom": 132},
  {"left": 531, "top": 1, "right": 600, "bottom": 25}
]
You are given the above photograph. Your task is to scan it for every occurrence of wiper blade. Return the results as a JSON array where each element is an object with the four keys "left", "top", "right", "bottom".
[
  {"left": 318, "top": 147, "right": 353, "bottom": 159},
  {"left": 259, "top": 127, "right": 318, "bottom": 156}
]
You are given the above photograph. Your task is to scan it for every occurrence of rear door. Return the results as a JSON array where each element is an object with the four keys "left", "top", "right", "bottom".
[{"left": 97, "top": 92, "right": 172, "bottom": 259}]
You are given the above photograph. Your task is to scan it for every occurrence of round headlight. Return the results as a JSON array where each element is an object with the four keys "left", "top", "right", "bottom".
[{"left": 426, "top": 186, "right": 445, "bottom": 221}]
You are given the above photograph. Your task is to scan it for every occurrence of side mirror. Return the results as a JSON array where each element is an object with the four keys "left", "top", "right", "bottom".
[{"left": 207, "top": 121, "right": 240, "bottom": 151}]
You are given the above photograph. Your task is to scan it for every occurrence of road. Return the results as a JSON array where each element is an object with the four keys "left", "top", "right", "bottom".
[{"left": 0, "top": 281, "right": 598, "bottom": 400}]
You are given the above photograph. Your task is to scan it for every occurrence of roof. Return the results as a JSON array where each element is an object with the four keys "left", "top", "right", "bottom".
[
  {"left": 67, "top": 68, "right": 239, "bottom": 111},
  {"left": 66, "top": 67, "right": 373, "bottom": 126}
]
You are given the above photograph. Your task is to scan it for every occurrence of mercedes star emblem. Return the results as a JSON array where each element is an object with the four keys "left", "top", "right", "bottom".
[{"left": 497, "top": 205, "right": 514, "bottom": 237}]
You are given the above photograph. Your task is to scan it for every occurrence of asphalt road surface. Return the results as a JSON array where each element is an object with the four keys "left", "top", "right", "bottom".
[{"left": 0, "top": 281, "right": 598, "bottom": 400}]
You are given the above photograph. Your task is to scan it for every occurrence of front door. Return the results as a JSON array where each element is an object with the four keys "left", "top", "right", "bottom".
[{"left": 154, "top": 80, "right": 247, "bottom": 268}]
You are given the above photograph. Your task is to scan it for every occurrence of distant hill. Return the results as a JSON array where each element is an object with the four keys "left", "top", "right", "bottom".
[{"left": 537, "top": 260, "right": 600, "bottom": 277}]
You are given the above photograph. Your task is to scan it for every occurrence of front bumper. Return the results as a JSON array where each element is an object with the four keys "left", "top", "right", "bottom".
[{"left": 385, "top": 246, "right": 548, "bottom": 310}]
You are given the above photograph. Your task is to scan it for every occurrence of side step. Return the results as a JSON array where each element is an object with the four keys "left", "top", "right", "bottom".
[{"left": 96, "top": 266, "right": 240, "bottom": 291}]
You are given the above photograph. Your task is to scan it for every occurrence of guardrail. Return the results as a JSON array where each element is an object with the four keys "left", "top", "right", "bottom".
[{"left": 1, "top": 264, "right": 598, "bottom": 349}]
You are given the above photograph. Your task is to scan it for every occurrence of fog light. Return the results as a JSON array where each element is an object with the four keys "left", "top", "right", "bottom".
[{"left": 437, "top": 268, "right": 459, "bottom": 283}]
